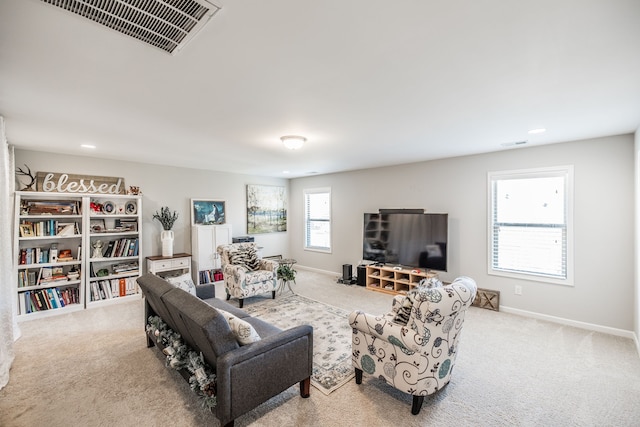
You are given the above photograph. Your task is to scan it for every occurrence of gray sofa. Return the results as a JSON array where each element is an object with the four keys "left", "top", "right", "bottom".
[{"left": 137, "top": 273, "right": 313, "bottom": 427}]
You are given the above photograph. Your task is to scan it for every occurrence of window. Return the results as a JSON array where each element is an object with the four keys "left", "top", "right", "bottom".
[
  {"left": 488, "top": 166, "right": 573, "bottom": 285},
  {"left": 304, "top": 187, "right": 331, "bottom": 252}
]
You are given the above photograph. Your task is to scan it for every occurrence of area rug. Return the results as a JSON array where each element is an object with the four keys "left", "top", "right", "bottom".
[{"left": 243, "top": 294, "right": 354, "bottom": 395}]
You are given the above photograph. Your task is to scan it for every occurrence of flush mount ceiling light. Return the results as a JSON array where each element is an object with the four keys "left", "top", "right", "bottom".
[{"left": 281, "top": 135, "right": 306, "bottom": 150}]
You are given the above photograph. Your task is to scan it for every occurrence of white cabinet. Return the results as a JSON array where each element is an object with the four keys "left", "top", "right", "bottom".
[{"left": 191, "top": 225, "right": 231, "bottom": 285}]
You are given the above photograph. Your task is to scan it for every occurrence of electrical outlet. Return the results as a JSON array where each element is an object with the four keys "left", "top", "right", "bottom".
[{"left": 514, "top": 285, "right": 522, "bottom": 295}]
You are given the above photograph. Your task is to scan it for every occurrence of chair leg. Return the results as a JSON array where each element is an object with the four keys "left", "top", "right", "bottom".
[
  {"left": 272, "top": 290, "right": 276, "bottom": 299},
  {"left": 238, "top": 299, "right": 244, "bottom": 309},
  {"left": 355, "top": 368, "right": 363, "bottom": 384},
  {"left": 411, "top": 395, "right": 424, "bottom": 415},
  {"left": 300, "top": 377, "right": 310, "bottom": 398}
]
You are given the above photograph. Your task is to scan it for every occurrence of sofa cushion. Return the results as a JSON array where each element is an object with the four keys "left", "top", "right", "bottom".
[
  {"left": 166, "top": 273, "right": 197, "bottom": 296},
  {"left": 161, "top": 288, "right": 239, "bottom": 368},
  {"left": 137, "top": 273, "right": 181, "bottom": 332},
  {"left": 243, "top": 317, "right": 282, "bottom": 339},
  {"left": 204, "top": 297, "right": 251, "bottom": 318},
  {"left": 217, "top": 309, "right": 261, "bottom": 345}
]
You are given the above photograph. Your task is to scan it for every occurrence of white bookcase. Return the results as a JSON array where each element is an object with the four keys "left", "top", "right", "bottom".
[
  {"left": 85, "top": 194, "right": 142, "bottom": 307},
  {"left": 191, "top": 224, "right": 231, "bottom": 285},
  {"left": 13, "top": 191, "right": 142, "bottom": 320},
  {"left": 14, "top": 192, "right": 85, "bottom": 319}
]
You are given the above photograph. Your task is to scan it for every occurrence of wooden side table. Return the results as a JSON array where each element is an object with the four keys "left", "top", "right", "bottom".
[{"left": 146, "top": 253, "right": 191, "bottom": 279}]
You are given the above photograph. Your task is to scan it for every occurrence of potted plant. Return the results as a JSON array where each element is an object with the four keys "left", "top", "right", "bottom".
[
  {"left": 153, "top": 206, "right": 178, "bottom": 257},
  {"left": 277, "top": 264, "right": 297, "bottom": 283}
]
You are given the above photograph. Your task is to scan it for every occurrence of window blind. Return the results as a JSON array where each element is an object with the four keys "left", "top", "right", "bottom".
[{"left": 304, "top": 188, "right": 331, "bottom": 251}]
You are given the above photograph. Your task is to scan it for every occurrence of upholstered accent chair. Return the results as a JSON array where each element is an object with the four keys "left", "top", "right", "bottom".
[
  {"left": 217, "top": 243, "right": 278, "bottom": 308},
  {"left": 349, "top": 276, "right": 477, "bottom": 414}
]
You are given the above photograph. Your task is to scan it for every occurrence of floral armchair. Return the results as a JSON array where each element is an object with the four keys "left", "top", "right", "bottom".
[
  {"left": 216, "top": 243, "right": 278, "bottom": 308},
  {"left": 348, "top": 276, "right": 477, "bottom": 415}
]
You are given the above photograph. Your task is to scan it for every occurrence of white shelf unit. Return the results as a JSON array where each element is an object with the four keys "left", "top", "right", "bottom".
[
  {"left": 191, "top": 224, "right": 232, "bottom": 285},
  {"left": 14, "top": 192, "right": 85, "bottom": 319},
  {"left": 13, "top": 192, "right": 143, "bottom": 320},
  {"left": 85, "top": 194, "right": 142, "bottom": 308}
]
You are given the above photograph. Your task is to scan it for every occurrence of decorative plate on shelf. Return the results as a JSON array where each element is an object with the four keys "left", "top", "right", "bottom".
[
  {"left": 125, "top": 200, "right": 137, "bottom": 215},
  {"left": 102, "top": 201, "right": 116, "bottom": 214}
]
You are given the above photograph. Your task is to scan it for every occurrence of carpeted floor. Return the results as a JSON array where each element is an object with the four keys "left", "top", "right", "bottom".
[{"left": 1, "top": 269, "right": 640, "bottom": 426}]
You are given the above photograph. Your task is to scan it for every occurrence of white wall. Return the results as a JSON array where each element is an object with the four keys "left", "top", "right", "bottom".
[
  {"left": 635, "top": 128, "right": 640, "bottom": 351},
  {"left": 14, "top": 149, "right": 290, "bottom": 262},
  {"left": 289, "top": 135, "right": 635, "bottom": 331}
]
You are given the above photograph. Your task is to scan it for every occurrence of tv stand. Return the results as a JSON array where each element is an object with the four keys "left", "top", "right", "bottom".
[{"left": 365, "top": 264, "right": 438, "bottom": 295}]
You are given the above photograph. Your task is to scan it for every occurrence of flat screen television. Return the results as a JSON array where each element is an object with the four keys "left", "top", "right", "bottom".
[{"left": 363, "top": 212, "right": 449, "bottom": 271}]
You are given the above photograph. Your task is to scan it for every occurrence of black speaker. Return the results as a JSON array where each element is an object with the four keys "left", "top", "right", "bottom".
[
  {"left": 342, "top": 264, "right": 352, "bottom": 280},
  {"left": 357, "top": 265, "right": 366, "bottom": 286}
]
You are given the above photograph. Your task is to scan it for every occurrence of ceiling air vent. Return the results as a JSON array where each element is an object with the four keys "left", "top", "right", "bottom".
[{"left": 40, "top": 0, "right": 221, "bottom": 54}]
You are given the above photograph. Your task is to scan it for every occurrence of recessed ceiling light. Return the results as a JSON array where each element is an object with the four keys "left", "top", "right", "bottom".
[
  {"left": 528, "top": 128, "right": 546, "bottom": 134},
  {"left": 80, "top": 144, "right": 96, "bottom": 149},
  {"left": 282, "top": 171, "right": 290, "bottom": 174},
  {"left": 501, "top": 141, "right": 528, "bottom": 147}
]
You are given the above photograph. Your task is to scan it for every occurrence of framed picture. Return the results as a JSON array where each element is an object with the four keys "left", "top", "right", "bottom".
[
  {"left": 90, "top": 218, "right": 106, "bottom": 233},
  {"left": 247, "top": 184, "right": 287, "bottom": 234},
  {"left": 19, "top": 223, "right": 34, "bottom": 237},
  {"left": 191, "top": 199, "right": 226, "bottom": 225}
]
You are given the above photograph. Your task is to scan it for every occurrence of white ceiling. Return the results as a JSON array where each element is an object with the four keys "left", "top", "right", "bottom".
[{"left": 1, "top": 0, "right": 639, "bottom": 178}]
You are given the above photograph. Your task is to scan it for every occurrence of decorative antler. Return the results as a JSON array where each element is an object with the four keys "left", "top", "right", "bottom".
[{"left": 16, "top": 164, "right": 36, "bottom": 191}]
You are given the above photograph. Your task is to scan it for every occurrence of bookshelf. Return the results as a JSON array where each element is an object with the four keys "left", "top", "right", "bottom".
[
  {"left": 15, "top": 192, "right": 85, "bottom": 319},
  {"left": 13, "top": 192, "right": 143, "bottom": 320},
  {"left": 86, "top": 194, "right": 142, "bottom": 307}
]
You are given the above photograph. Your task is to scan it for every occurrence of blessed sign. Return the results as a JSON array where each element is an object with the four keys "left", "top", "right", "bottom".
[{"left": 36, "top": 172, "right": 126, "bottom": 195}]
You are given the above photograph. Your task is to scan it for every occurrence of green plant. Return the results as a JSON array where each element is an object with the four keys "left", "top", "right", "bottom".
[
  {"left": 277, "top": 264, "right": 296, "bottom": 282},
  {"left": 153, "top": 206, "right": 178, "bottom": 230}
]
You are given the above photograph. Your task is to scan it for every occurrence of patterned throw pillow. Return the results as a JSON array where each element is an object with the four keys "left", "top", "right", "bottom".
[
  {"left": 229, "top": 248, "right": 260, "bottom": 271},
  {"left": 216, "top": 309, "right": 261, "bottom": 345},
  {"left": 419, "top": 277, "right": 444, "bottom": 288},
  {"left": 392, "top": 278, "right": 443, "bottom": 325},
  {"left": 393, "top": 295, "right": 414, "bottom": 325},
  {"left": 166, "top": 273, "right": 197, "bottom": 296}
]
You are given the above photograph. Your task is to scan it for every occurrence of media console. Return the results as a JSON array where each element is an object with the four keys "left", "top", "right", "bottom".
[{"left": 365, "top": 264, "right": 438, "bottom": 295}]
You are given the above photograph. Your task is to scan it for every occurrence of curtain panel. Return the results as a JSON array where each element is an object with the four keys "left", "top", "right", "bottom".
[{"left": 0, "top": 117, "right": 17, "bottom": 389}]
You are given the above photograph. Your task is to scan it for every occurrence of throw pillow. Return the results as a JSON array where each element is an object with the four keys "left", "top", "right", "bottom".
[
  {"left": 216, "top": 309, "right": 261, "bottom": 345},
  {"left": 419, "top": 277, "right": 443, "bottom": 288},
  {"left": 229, "top": 248, "right": 260, "bottom": 271},
  {"left": 393, "top": 294, "right": 414, "bottom": 326},
  {"left": 166, "top": 273, "right": 197, "bottom": 296}
]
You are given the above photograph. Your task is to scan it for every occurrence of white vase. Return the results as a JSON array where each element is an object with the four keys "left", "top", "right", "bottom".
[{"left": 161, "top": 230, "right": 174, "bottom": 257}]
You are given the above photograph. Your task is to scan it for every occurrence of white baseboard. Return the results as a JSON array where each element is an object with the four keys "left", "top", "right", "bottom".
[
  {"left": 295, "top": 264, "right": 342, "bottom": 277},
  {"left": 500, "top": 305, "right": 636, "bottom": 341},
  {"left": 296, "top": 265, "right": 640, "bottom": 357}
]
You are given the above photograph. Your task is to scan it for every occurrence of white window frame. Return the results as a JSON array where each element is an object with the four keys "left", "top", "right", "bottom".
[
  {"left": 488, "top": 166, "right": 574, "bottom": 286},
  {"left": 304, "top": 187, "right": 332, "bottom": 253}
]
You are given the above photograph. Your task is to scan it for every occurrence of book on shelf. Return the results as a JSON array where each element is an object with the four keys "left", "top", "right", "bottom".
[
  {"left": 56, "top": 222, "right": 77, "bottom": 236},
  {"left": 57, "top": 249, "right": 73, "bottom": 262},
  {"left": 23, "top": 200, "right": 78, "bottom": 215},
  {"left": 23, "top": 287, "right": 78, "bottom": 313}
]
